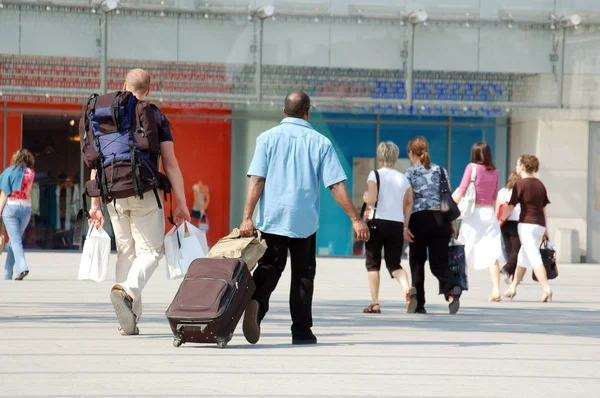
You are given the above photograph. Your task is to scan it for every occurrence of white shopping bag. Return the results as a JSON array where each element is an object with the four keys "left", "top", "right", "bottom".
[
  {"left": 78, "top": 226, "right": 111, "bottom": 282},
  {"left": 164, "top": 221, "right": 209, "bottom": 280},
  {"left": 455, "top": 163, "right": 477, "bottom": 220}
]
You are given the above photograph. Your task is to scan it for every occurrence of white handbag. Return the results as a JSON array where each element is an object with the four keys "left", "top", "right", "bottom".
[
  {"left": 164, "top": 221, "right": 209, "bottom": 280},
  {"left": 78, "top": 226, "right": 111, "bottom": 282},
  {"left": 456, "top": 163, "right": 477, "bottom": 220}
]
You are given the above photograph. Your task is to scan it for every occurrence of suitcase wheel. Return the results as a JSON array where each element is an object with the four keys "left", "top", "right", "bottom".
[
  {"left": 216, "top": 334, "right": 233, "bottom": 349},
  {"left": 173, "top": 338, "right": 183, "bottom": 348}
]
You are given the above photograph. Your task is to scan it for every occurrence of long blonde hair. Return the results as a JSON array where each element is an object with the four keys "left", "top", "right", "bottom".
[
  {"left": 506, "top": 172, "right": 520, "bottom": 189},
  {"left": 10, "top": 149, "right": 34, "bottom": 169}
]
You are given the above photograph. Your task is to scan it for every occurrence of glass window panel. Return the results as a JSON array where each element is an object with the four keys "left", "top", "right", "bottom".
[{"left": 311, "top": 114, "right": 377, "bottom": 256}]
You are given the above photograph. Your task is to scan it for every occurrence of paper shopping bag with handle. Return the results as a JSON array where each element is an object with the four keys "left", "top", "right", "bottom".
[{"left": 207, "top": 228, "right": 267, "bottom": 272}]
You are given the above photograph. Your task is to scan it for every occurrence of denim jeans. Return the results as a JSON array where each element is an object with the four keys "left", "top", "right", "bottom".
[{"left": 3, "top": 204, "right": 32, "bottom": 280}]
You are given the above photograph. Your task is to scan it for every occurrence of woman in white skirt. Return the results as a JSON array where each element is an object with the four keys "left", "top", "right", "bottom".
[
  {"left": 453, "top": 142, "right": 506, "bottom": 302},
  {"left": 499, "top": 155, "right": 552, "bottom": 302}
]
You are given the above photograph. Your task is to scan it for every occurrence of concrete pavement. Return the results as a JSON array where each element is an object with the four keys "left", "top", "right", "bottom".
[{"left": 0, "top": 252, "right": 599, "bottom": 397}]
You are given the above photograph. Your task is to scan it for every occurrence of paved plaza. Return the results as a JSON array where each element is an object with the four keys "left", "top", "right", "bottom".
[{"left": 0, "top": 252, "right": 599, "bottom": 397}]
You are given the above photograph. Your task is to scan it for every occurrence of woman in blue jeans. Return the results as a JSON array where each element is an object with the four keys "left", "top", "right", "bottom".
[{"left": 0, "top": 149, "right": 35, "bottom": 280}]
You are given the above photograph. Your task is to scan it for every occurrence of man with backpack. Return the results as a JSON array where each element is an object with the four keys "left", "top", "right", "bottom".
[{"left": 84, "top": 68, "right": 190, "bottom": 336}]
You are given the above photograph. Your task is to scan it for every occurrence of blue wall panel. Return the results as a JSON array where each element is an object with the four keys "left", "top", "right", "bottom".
[{"left": 311, "top": 113, "right": 376, "bottom": 256}]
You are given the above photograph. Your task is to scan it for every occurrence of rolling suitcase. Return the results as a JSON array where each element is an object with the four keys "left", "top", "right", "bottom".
[{"left": 166, "top": 258, "right": 255, "bottom": 348}]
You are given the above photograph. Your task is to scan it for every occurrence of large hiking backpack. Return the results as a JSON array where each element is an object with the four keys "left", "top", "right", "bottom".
[{"left": 79, "top": 91, "right": 168, "bottom": 208}]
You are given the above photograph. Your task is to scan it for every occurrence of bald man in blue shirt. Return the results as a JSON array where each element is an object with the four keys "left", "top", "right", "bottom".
[{"left": 240, "top": 91, "right": 369, "bottom": 345}]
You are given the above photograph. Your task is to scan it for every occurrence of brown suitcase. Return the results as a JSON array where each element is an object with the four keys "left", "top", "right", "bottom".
[{"left": 165, "top": 258, "right": 255, "bottom": 348}]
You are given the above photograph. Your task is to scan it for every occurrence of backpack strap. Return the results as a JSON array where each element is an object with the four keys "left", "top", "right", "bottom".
[
  {"left": 372, "top": 170, "right": 381, "bottom": 219},
  {"left": 110, "top": 91, "right": 123, "bottom": 131},
  {"left": 83, "top": 94, "right": 98, "bottom": 142},
  {"left": 359, "top": 170, "right": 380, "bottom": 220},
  {"left": 126, "top": 94, "right": 137, "bottom": 132},
  {"left": 128, "top": 130, "right": 143, "bottom": 199},
  {"left": 92, "top": 131, "right": 110, "bottom": 203}
]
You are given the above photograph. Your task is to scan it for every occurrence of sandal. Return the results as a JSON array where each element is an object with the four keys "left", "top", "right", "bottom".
[{"left": 363, "top": 303, "right": 381, "bottom": 314}]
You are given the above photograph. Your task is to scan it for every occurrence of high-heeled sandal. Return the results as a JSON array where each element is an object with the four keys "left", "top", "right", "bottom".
[
  {"left": 541, "top": 290, "right": 553, "bottom": 303},
  {"left": 363, "top": 303, "right": 381, "bottom": 313},
  {"left": 488, "top": 295, "right": 502, "bottom": 302},
  {"left": 503, "top": 288, "right": 517, "bottom": 300}
]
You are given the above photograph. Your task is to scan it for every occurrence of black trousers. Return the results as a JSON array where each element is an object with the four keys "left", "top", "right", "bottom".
[
  {"left": 408, "top": 210, "right": 456, "bottom": 309},
  {"left": 252, "top": 232, "right": 316, "bottom": 336},
  {"left": 501, "top": 221, "right": 521, "bottom": 278},
  {"left": 365, "top": 219, "right": 404, "bottom": 277}
]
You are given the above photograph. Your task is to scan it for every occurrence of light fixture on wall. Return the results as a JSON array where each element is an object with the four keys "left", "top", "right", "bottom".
[
  {"left": 0, "top": 2, "right": 4, "bottom": 8},
  {"left": 559, "top": 14, "right": 582, "bottom": 28},
  {"left": 100, "top": 0, "right": 119, "bottom": 12},
  {"left": 408, "top": 10, "right": 428, "bottom": 24},
  {"left": 255, "top": 5, "right": 275, "bottom": 20}
]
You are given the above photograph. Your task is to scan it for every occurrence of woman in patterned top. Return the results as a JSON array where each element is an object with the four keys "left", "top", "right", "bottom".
[
  {"left": 0, "top": 149, "right": 35, "bottom": 280},
  {"left": 404, "top": 137, "right": 461, "bottom": 314}
]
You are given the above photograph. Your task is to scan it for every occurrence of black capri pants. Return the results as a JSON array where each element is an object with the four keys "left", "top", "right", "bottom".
[{"left": 365, "top": 219, "right": 405, "bottom": 278}]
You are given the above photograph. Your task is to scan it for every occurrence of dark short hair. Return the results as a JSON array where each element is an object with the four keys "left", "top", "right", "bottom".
[
  {"left": 284, "top": 91, "right": 311, "bottom": 118},
  {"left": 471, "top": 141, "right": 496, "bottom": 170}
]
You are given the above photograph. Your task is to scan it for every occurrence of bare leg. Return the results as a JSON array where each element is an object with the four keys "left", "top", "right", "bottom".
[
  {"left": 533, "top": 264, "right": 552, "bottom": 301},
  {"left": 489, "top": 261, "right": 501, "bottom": 299},
  {"left": 512, "top": 266, "right": 526, "bottom": 290},
  {"left": 391, "top": 268, "right": 411, "bottom": 293},
  {"left": 504, "top": 266, "right": 526, "bottom": 299},
  {"left": 367, "top": 271, "right": 381, "bottom": 305}
]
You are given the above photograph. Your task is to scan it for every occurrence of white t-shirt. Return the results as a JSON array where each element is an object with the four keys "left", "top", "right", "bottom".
[
  {"left": 367, "top": 168, "right": 411, "bottom": 223},
  {"left": 498, "top": 187, "right": 521, "bottom": 221}
]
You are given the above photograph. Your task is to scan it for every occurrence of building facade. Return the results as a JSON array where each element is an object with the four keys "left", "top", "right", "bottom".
[{"left": 0, "top": 0, "right": 598, "bottom": 261}]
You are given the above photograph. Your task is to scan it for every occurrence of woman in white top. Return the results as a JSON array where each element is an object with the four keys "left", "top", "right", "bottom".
[
  {"left": 496, "top": 172, "right": 521, "bottom": 282},
  {"left": 362, "top": 142, "right": 416, "bottom": 314}
]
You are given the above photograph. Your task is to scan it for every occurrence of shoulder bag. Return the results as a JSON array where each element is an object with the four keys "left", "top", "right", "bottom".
[
  {"left": 457, "top": 163, "right": 477, "bottom": 220},
  {"left": 360, "top": 170, "right": 380, "bottom": 231},
  {"left": 439, "top": 166, "right": 460, "bottom": 222}
]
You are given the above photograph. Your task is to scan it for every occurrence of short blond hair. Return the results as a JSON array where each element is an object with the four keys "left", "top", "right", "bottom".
[{"left": 377, "top": 141, "right": 399, "bottom": 167}]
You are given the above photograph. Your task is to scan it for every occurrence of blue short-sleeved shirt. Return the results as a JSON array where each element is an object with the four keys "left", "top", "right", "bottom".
[{"left": 247, "top": 117, "right": 347, "bottom": 238}]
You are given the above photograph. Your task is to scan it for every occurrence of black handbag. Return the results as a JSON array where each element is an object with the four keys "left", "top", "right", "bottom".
[
  {"left": 533, "top": 240, "right": 559, "bottom": 281},
  {"left": 439, "top": 166, "right": 460, "bottom": 222},
  {"left": 359, "top": 170, "right": 380, "bottom": 231}
]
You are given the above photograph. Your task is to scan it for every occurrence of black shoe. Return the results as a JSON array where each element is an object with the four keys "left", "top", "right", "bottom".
[
  {"left": 448, "top": 286, "right": 462, "bottom": 315},
  {"left": 292, "top": 327, "right": 317, "bottom": 345},
  {"left": 243, "top": 300, "right": 261, "bottom": 344},
  {"left": 292, "top": 334, "right": 317, "bottom": 345},
  {"left": 15, "top": 270, "right": 29, "bottom": 281},
  {"left": 110, "top": 288, "right": 137, "bottom": 335},
  {"left": 415, "top": 308, "right": 427, "bottom": 314}
]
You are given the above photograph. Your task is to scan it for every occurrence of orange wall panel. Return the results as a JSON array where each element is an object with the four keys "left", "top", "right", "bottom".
[
  {"left": 166, "top": 114, "right": 231, "bottom": 246},
  {"left": 5, "top": 112, "right": 23, "bottom": 168}
]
